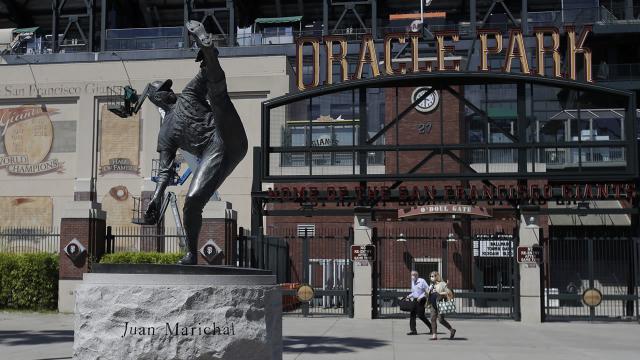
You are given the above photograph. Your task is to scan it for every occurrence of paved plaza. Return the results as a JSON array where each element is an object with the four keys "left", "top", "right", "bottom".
[{"left": 1, "top": 311, "right": 639, "bottom": 360}]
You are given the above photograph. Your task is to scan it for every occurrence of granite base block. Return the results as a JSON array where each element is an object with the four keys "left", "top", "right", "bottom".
[{"left": 73, "top": 268, "right": 282, "bottom": 360}]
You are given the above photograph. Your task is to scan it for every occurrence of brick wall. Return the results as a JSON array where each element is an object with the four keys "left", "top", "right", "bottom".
[
  {"left": 59, "top": 217, "right": 105, "bottom": 280},
  {"left": 197, "top": 217, "right": 236, "bottom": 265}
]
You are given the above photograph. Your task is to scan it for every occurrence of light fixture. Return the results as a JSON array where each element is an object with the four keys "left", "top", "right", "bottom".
[
  {"left": 577, "top": 201, "right": 589, "bottom": 217},
  {"left": 447, "top": 233, "right": 457, "bottom": 242},
  {"left": 396, "top": 233, "right": 407, "bottom": 242},
  {"left": 525, "top": 216, "right": 539, "bottom": 229}
]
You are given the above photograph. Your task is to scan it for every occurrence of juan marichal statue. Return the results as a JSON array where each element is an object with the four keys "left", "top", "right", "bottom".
[{"left": 140, "top": 20, "right": 248, "bottom": 265}]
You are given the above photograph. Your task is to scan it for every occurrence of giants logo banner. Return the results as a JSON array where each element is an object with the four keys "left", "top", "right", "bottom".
[{"left": 0, "top": 106, "right": 64, "bottom": 175}]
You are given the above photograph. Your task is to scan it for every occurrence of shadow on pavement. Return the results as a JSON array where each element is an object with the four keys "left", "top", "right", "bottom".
[
  {"left": 284, "top": 336, "right": 387, "bottom": 354},
  {"left": 0, "top": 330, "right": 73, "bottom": 346},
  {"left": 447, "top": 337, "right": 468, "bottom": 341}
]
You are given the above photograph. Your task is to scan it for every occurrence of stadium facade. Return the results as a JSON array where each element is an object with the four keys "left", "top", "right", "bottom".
[{"left": 0, "top": 0, "right": 639, "bottom": 320}]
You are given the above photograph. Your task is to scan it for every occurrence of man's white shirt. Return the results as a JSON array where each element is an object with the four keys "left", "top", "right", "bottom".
[{"left": 409, "top": 277, "right": 431, "bottom": 300}]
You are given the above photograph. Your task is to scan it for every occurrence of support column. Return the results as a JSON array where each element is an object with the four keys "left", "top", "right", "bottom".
[
  {"left": 52, "top": 0, "right": 59, "bottom": 53},
  {"left": 518, "top": 214, "right": 542, "bottom": 323},
  {"left": 371, "top": 0, "right": 377, "bottom": 39},
  {"left": 625, "top": 0, "right": 634, "bottom": 20},
  {"left": 352, "top": 208, "right": 373, "bottom": 319},
  {"left": 227, "top": 0, "right": 235, "bottom": 46},
  {"left": 100, "top": 0, "right": 106, "bottom": 51},
  {"left": 470, "top": 0, "right": 477, "bottom": 37},
  {"left": 198, "top": 201, "right": 237, "bottom": 265},
  {"left": 521, "top": 0, "right": 528, "bottom": 35},
  {"left": 323, "top": 0, "right": 329, "bottom": 36},
  {"left": 58, "top": 200, "right": 106, "bottom": 313}
]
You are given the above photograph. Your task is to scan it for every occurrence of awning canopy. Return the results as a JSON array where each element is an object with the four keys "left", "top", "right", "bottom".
[
  {"left": 547, "top": 200, "right": 631, "bottom": 226},
  {"left": 255, "top": 16, "right": 302, "bottom": 25},
  {"left": 13, "top": 27, "right": 39, "bottom": 34}
]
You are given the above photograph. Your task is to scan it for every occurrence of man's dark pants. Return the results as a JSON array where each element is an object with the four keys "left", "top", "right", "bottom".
[{"left": 409, "top": 298, "right": 433, "bottom": 333}]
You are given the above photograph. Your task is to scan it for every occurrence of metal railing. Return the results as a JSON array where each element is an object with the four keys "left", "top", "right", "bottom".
[
  {"left": 5, "top": 5, "right": 640, "bottom": 55},
  {"left": 0, "top": 227, "right": 59, "bottom": 253},
  {"left": 470, "top": 146, "right": 627, "bottom": 169},
  {"left": 105, "top": 26, "right": 186, "bottom": 51},
  {"left": 105, "top": 226, "right": 184, "bottom": 253},
  {"left": 280, "top": 151, "right": 384, "bottom": 167}
]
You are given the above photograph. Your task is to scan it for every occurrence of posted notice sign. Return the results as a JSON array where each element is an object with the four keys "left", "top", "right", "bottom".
[
  {"left": 351, "top": 245, "right": 376, "bottom": 261},
  {"left": 517, "top": 246, "right": 543, "bottom": 264},
  {"left": 473, "top": 234, "right": 514, "bottom": 257}
]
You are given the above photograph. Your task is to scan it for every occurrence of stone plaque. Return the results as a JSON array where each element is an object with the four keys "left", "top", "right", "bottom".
[{"left": 99, "top": 104, "right": 140, "bottom": 174}]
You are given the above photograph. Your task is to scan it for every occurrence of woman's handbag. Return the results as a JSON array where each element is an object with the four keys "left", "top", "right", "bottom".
[
  {"left": 437, "top": 299, "right": 456, "bottom": 315},
  {"left": 399, "top": 298, "right": 415, "bottom": 312}
]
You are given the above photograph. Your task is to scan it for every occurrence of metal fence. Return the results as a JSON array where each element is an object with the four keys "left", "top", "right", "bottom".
[
  {"left": 545, "top": 226, "right": 638, "bottom": 321},
  {"left": 375, "top": 227, "right": 516, "bottom": 319},
  {"left": 0, "top": 227, "right": 60, "bottom": 253},
  {"left": 261, "top": 227, "right": 354, "bottom": 317},
  {"left": 237, "top": 229, "right": 289, "bottom": 284},
  {"left": 105, "top": 226, "right": 185, "bottom": 253}
]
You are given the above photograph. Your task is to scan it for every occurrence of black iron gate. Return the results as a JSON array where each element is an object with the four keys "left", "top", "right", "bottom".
[
  {"left": 241, "top": 227, "right": 354, "bottom": 317},
  {"left": 544, "top": 226, "right": 638, "bottom": 321},
  {"left": 237, "top": 229, "right": 289, "bottom": 284},
  {"left": 374, "top": 227, "right": 518, "bottom": 319}
]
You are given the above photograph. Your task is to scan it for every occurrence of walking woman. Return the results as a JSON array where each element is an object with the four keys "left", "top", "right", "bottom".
[{"left": 428, "top": 271, "right": 456, "bottom": 340}]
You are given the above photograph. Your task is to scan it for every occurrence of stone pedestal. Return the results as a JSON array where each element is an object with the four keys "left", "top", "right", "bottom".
[{"left": 73, "top": 264, "right": 282, "bottom": 360}]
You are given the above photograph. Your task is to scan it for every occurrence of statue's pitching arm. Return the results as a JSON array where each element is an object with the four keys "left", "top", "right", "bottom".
[{"left": 145, "top": 150, "right": 176, "bottom": 223}]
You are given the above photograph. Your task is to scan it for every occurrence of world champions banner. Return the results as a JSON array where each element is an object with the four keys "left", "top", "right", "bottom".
[{"left": 0, "top": 106, "right": 64, "bottom": 175}]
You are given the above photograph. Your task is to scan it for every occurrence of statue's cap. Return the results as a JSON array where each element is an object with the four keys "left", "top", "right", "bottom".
[
  {"left": 151, "top": 79, "right": 173, "bottom": 92},
  {"left": 133, "top": 79, "right": 174, "bottom": 114}
]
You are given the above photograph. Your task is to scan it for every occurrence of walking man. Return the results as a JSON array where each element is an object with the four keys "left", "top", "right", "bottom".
[{"left": 406, "top": 270, "right": 433, "bottom": 335}]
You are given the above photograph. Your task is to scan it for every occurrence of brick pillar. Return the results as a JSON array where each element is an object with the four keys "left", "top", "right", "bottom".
[
  {"left": 197, "top": 201, "right": 237, "bottom": 266},
  {"left": 58, "top": 200, "right": 106, "bottom": 312}
]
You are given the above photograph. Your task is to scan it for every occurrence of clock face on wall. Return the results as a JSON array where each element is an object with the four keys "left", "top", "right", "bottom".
[{"left": 412, "top": 87, "right": 440, "bottom": 113}]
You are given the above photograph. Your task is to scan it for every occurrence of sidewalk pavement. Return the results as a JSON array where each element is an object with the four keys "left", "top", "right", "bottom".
[{"left": 1, "top": 311, "right": 639, "bottom": 360}]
